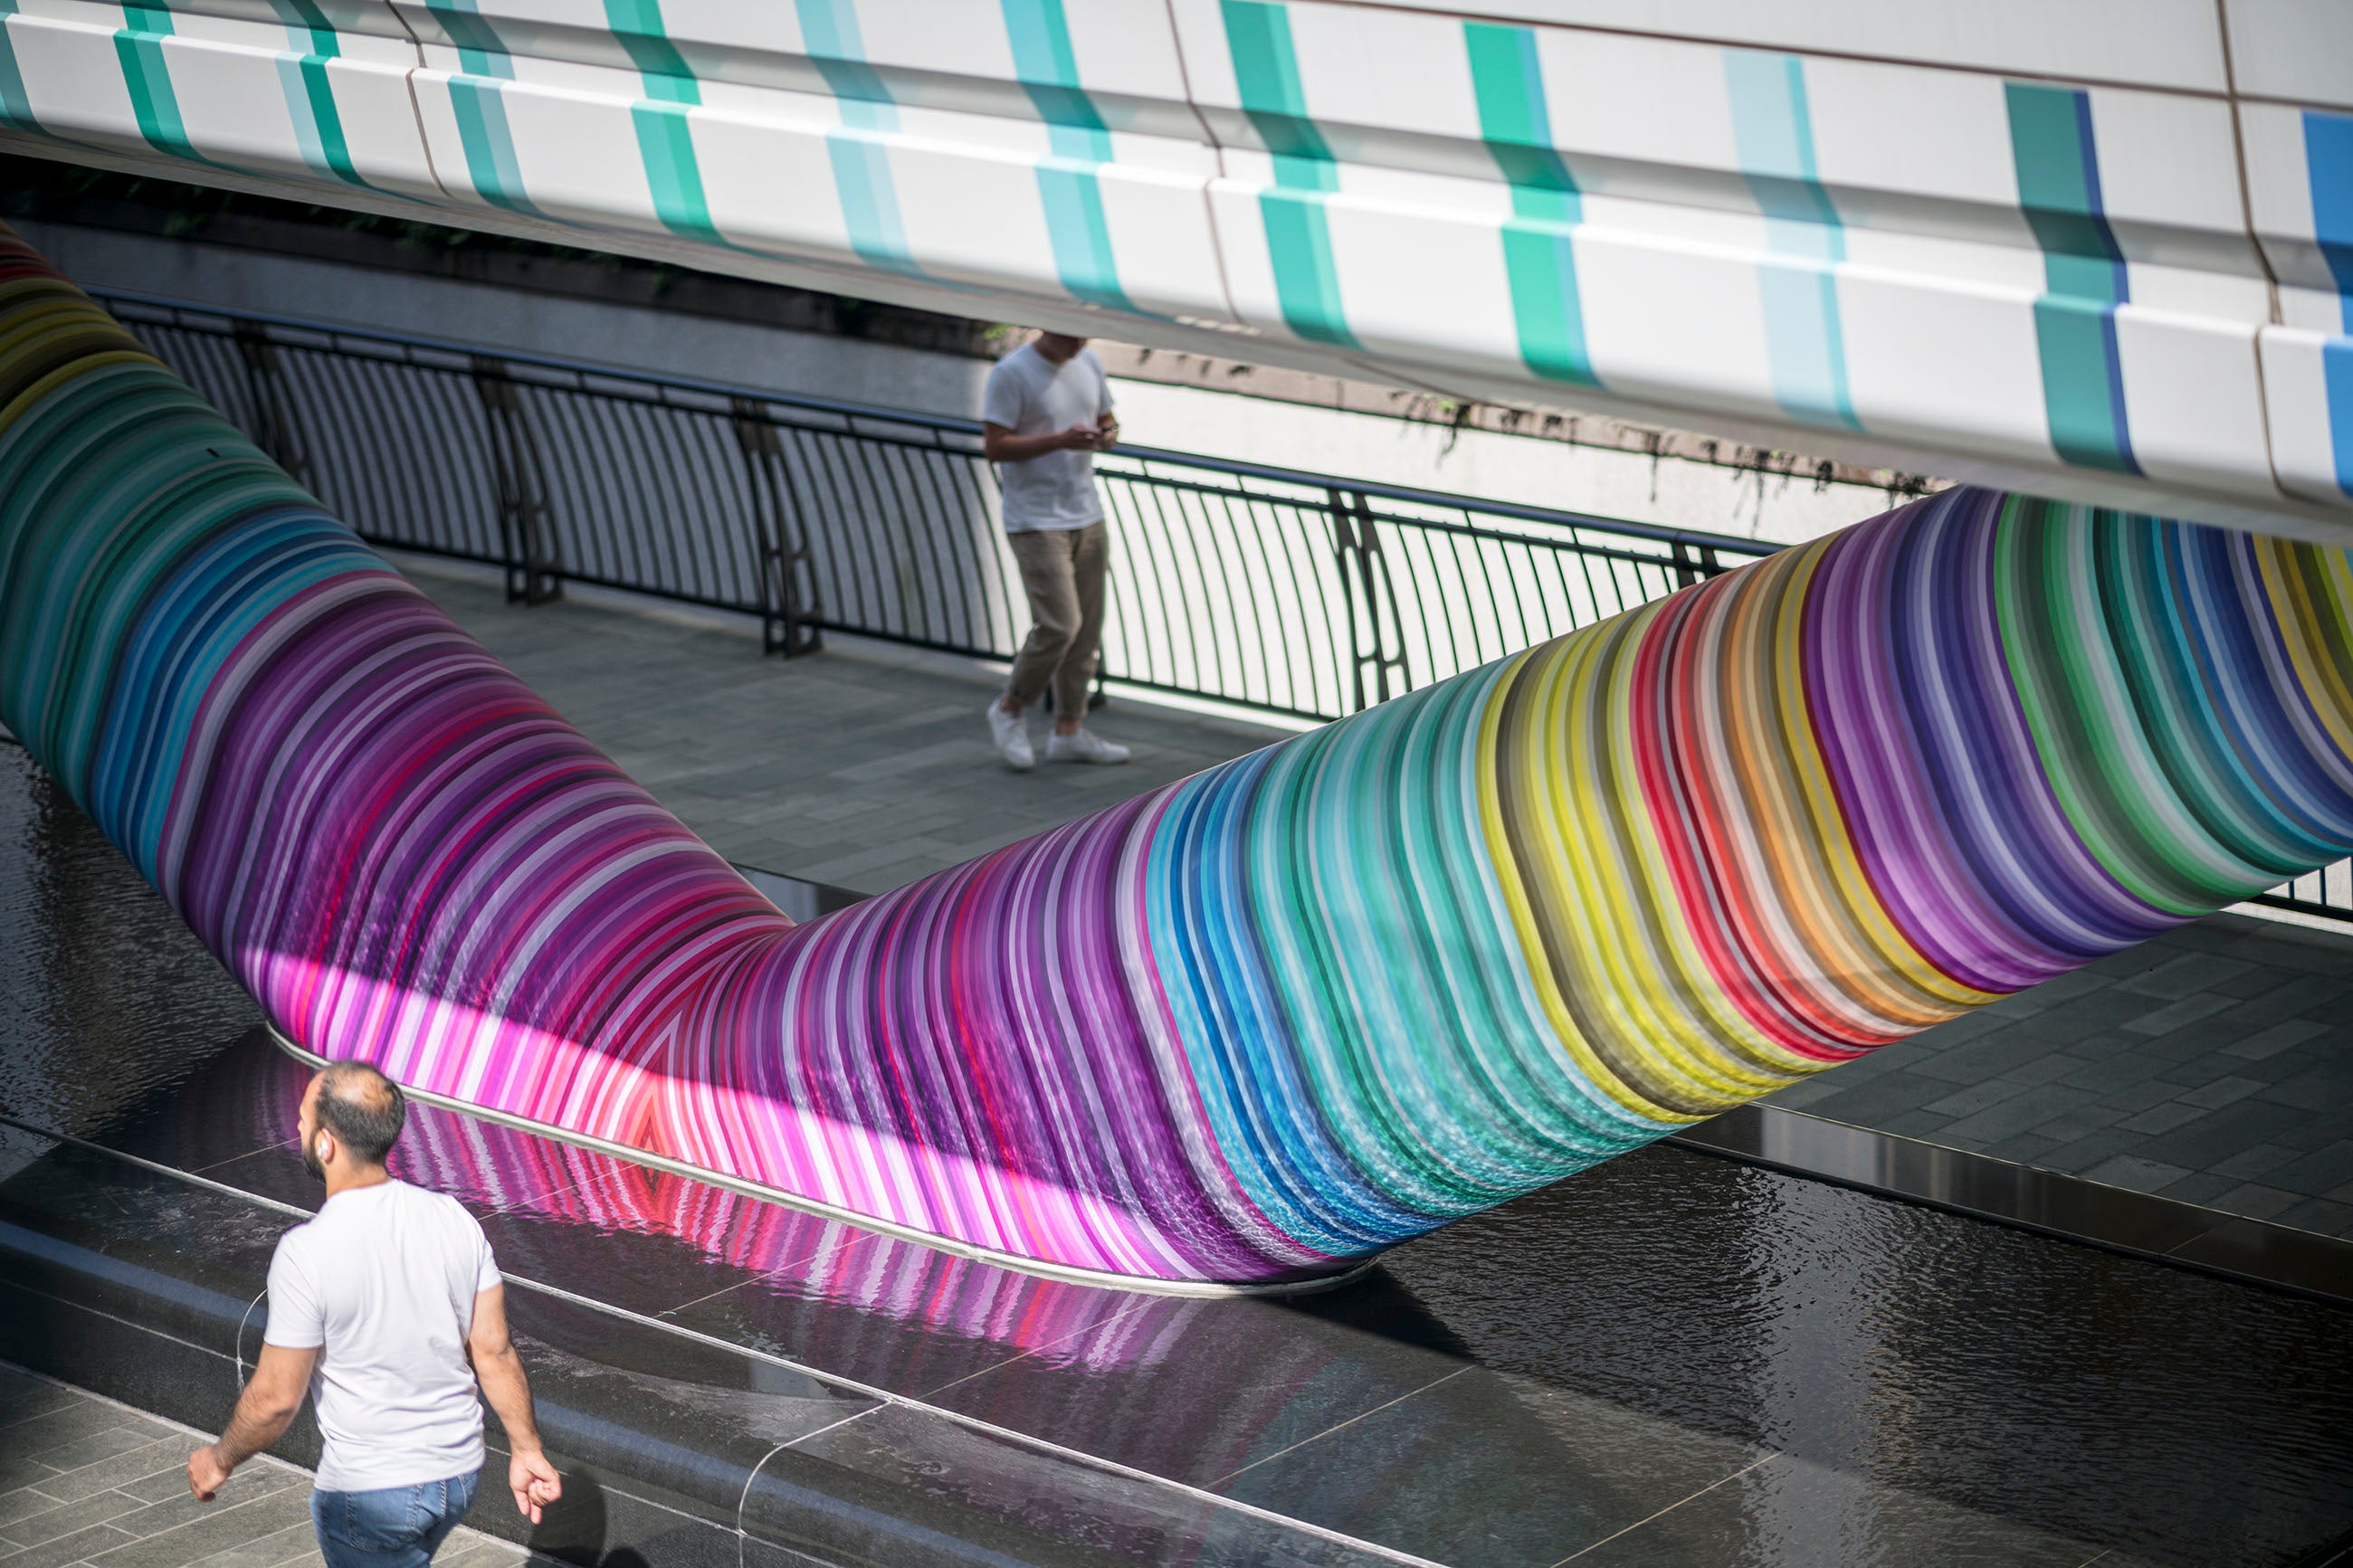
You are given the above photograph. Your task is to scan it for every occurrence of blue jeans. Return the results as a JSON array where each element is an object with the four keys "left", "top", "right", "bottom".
[{"left": 310, "top": 1471, "right": 481, "bottom": 1568}]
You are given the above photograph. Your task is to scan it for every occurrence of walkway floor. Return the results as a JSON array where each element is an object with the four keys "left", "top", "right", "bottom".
[
  {"left": 0, "top": 1366, "right": 530, "bottom": 1568},
  {"left": 1766, "top": 913, "right": 2353, "bottom": 1240},
  {"left": 400, "top": 557, "right": 1290, "bottom": 896}
]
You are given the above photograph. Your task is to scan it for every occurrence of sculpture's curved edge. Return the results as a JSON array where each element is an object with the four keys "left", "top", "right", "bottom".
[{"left": 262, "top": 1023, "right": 1376, "bottom": 1298}]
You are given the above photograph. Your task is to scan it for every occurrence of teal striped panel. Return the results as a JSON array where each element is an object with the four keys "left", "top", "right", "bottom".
[
  {"left": 263, "top": 0, "right": 371, "bottom": 191},
  {"left": 605, "top": 0, "right": 725, "bottom": 246},
  {"left": 2007, "top": 81, "right": 2139, "bottom": 475},
  {"left": 629, "top": 102, "right": 721, "bottom": 242},
  {"left": 424, "top": 0, "right": 539, "bottom": 216},
  {"left": 606, "top": 0, "right": 695, "bottom": 101},
  {"left": 0, "top": 2, "right": 38, "bottom": 135},
  {"left": 2307, "top": 110, "right": 2353, "bottom": 499},
  {"left": 796, "top": 0, "right": 922, "bottom": 277},
  {"left": 1003, "top": 0, "right": 1136, "bottom": 312},
  {"left": 1726, "top": 52, "right": 1860, "bottom": 432},
  {"left": 113, "top": 6, "right": 233, "bottom": 170},
  {"left": 1222, "top": 0, "right": 1356, "bottom": 347},
  {"left": 424, "top": 0, "right": 505, "bottom": 72},
  {"left": 1465, "top": 22, "right": 1594, "bottom": 387}
]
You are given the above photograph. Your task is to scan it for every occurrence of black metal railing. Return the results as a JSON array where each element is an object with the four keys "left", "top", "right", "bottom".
[
  {"left": 97, "top": 290, "right": 1767, "bottom": 725},
  {"left": 95, "top": 290, "right": 2352, "bottom": 927},
  {"left": 2253, "top": 864, "right": 2353, "bottom": 927}
]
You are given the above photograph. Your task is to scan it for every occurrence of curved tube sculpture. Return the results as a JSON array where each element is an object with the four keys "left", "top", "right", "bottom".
[{"left": 5, "top": 232, "right": 2352, "bottom": 1289}]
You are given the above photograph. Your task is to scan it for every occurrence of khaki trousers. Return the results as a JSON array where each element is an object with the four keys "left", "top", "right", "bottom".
[{"left": 1005, "top": 521, "right": 1108, "bottom": 720}]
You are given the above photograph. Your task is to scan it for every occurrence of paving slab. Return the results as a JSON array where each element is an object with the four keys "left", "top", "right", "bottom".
[
  {"left": 1767, "top": 916, "right": 2353, "bottom": 1240},
  {"left": 0, "top": 1373, "right": 544, "bottom": 1568},
  {"left": 398, "top": 557, "right": 1290, "bottom": 896}
]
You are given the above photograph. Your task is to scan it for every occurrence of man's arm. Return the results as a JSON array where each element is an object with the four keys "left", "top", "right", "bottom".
[
  {"left": 983, "top": 421, "right": 1102, "bottom": 463},
  {"left": 187, "top": 1343, "right": 318, "bottom": 1499},
  {"left": 467, "top": 1283, "right": 563, "bottom": 1523}
]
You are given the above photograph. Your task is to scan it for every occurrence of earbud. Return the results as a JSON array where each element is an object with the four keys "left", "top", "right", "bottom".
[{"left": 316, "top": 1136, "right": 330, "bottom": 1162}]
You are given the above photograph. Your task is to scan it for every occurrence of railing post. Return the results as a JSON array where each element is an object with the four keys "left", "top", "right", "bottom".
[
  {"left": 1329, "top": 489, "right": 1408, "bottom": 713},
  {"left": 470, "top": 356, "right": 562, "bottom": 606},
  {"left": 729, "top": 396, "right": 823, "bottom": 657},
  {"left": 233, "top": 320, "right": 313, "bottom": 491},
  {"left": 1668, "top": 538, "right": 1733, "bottom": 585}
]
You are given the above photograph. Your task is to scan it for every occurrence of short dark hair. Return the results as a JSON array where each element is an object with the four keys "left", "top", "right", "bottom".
[{"left": 316, "top": 1061, "right": 405, "bottom": 1165}]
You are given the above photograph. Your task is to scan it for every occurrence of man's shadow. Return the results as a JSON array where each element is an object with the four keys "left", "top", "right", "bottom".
[{"left": 516, "top": 1465, "right": 648, "bottom": 1568}]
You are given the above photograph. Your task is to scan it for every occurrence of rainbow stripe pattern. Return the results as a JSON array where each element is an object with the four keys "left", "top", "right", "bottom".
[{"left": 5, "top": 232, "right": 2352, "bottom": 1287}]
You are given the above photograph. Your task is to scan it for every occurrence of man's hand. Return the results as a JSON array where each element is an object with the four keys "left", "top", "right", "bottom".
[
  {"left": 471, "top": 1285, "right": 558, "bottom": 1524},
  {"left": 187, "top": 1444, "right": 233, "bottom": 1502},
  {"left": 191, "top": 1343, "right": 315, "bottom": 1504},
  {"left": 509, "top": 1448, "right": 562, "bottom": 1523},
  {"left": 984, "top": 421, "right": 1111, "bottom": 462}
]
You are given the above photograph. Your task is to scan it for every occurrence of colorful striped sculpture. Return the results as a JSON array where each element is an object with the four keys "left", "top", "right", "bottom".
[{"left": 5, "top": 233, "right": 2351, "bottom": 1288}]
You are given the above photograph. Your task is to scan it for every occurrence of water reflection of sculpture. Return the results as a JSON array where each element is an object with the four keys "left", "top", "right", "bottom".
[
  {"left": 5, "top": 230, "right": 2351, "bottom": 1289},
  {"left": 206, "top": 1037, "right": 1280, "bottom": 1387}
]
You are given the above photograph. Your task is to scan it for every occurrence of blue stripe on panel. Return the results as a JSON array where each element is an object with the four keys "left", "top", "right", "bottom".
[
  {"left": 1465, "top": 22, "right": 1596, "bottom": 387},
  {"left": 114, "top": 5, "right": 239, "bottom": 172},
  {"left": 424, "top": 0, "right": 541, "bottom": 216},
  {"left": 273, "top": 50, "right": 326, "bottom": 172},
  {"left": 1222, "top": 0, "right": 1357, "bottom": 348},
  {"left": 2006, "top": 81, "right": 2139, "bottom": 476},
  {"left": 1002, "top": 0, "right": 1137, "bottom": 312},
  {"left": 1724, "top": 50, "right": 1861, "bottom": 432},
  {"left": 0, "top": 1, "right": 40, "bottom": 135},
  {"left": 2306, "top": 110, "right": 2353, "bottom": 499},
  {"left": 263, "top": 0, "right": 377, "bottom": 192},
  {"left": 423, "top": 0, "right": 509, "bottom": 76},
  {"left": 795, "top": 0, "right": 924, "bottom": 278},
  {"left": 605, "top": 0, "right": 736, "bottom": 248}
]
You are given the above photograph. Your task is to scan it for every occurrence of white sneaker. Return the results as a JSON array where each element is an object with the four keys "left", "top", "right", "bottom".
[
  {"left": 987, "top": 700, "right": 1034, "bottom": 771},
  {"left": 1046, "top": 727, "right": 1130, "bottom": 765}
]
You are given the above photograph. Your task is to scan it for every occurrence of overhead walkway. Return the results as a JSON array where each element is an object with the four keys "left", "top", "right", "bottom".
[{"left": 1, "top": 1, "right": 2348, "bottom": 542}]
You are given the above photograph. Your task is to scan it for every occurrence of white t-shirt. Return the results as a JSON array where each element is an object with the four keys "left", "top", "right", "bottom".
[
  {"left": 264, "top": 1180, "right": 502, "bottom": 1493},
  {"left": 982, "top": 343, "right": 1114, "bottom": 532}
]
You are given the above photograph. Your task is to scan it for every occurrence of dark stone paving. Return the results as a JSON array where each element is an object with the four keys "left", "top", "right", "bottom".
[
  {"left": 400, "top": 557, "right": 1291, "bottom": 896},
  {"left": 1767, "top": 916, "right": 2353, "bottom": 1240},
  {"left": 0, "top": 1366, "right": 531, "bottom": 1568}
]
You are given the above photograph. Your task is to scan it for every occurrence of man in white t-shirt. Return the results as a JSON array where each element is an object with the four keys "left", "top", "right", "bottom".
[
  {"left": 186, "top": 1062, "right": 561, "bottom": 1566},
  {"left": 981, "top": 329, "right": 1133, "bottom": 771}
]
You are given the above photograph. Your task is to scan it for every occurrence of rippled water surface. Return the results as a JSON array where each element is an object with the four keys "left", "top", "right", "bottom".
[
  {"left": 1379, "top": 1155, "right": 2353, "bottom": 1563},
  {"left": 4, "top": 736, "right": 2350, "bottom": 1566},
  {"left": 0, "top": 744, "right": 261, "bottom": 1135}
]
